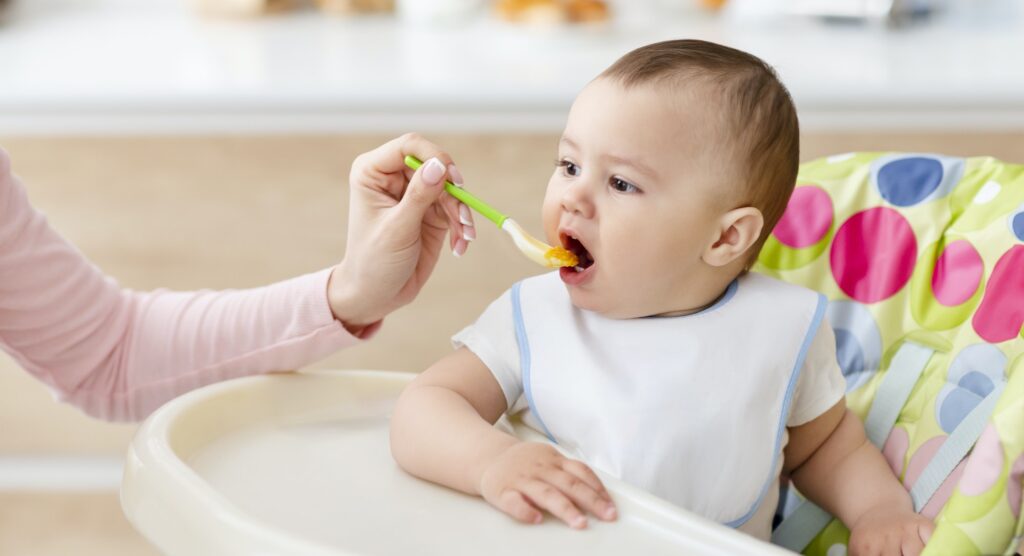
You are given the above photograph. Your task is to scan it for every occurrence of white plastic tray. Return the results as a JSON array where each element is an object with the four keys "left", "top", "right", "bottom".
[{"left": 121, "top": 370, "right": 792, "bottom": 555}]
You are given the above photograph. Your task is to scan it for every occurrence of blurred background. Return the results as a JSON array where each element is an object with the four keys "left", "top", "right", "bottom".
[{"left": 0, "top": 0, "right": 1022, "bottom": 553}]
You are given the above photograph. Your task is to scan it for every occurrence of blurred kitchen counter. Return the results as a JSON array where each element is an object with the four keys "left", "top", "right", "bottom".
[
  {"left": 0, "top": 491, "right": 157, "bottom": 556},
  {"left": 1, "top": 0, "right": 1023, "bottom": 134}
]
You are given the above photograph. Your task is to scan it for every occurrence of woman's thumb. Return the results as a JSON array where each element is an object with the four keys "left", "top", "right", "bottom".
[{"left": 399, "top": 157, "right": 447, "bottom": 217}]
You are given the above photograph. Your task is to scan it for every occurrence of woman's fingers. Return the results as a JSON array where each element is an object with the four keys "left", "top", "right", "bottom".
[
  {"left": 396, "top": 157, "right": 450, "bottom": 219},
  {"left": 435, "top": 166, "right": 475, "bottom": 256},
  {"left": 520, "top": 480, "right": 588, "bottom": 529},
  {"left": 368, "top": 132, "right": 475, "bottom": 256},
  {"left": 546, "top": 469, "right": 616, "bottom": 522},
  {"left": 359, "top": 132, "right": 453, "bottom": 178},
  {"left": 354, "top": 133, "right": 463, "bottom": 200}
]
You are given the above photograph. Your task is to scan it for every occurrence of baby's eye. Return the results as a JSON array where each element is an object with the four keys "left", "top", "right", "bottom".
[
  {"left": 557, "top": 159, "right": 581, "bottom": 177},
  {"left": 610, "top": 177, "right": 640, "bottom": 194}
]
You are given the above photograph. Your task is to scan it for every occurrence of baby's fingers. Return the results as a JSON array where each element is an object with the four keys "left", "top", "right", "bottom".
[
  {"left": 900, "top": 519, "right": 932, "bottom": 556},
  {"left": 521, "top": 480, "right": 588, "bottom": 529},
  {"left": 562, "top": 460, "right": 613, "bottom": 500},
  {"left": 548, "top": 469, "right": 617, "bottom": 522},
  {"left": 494, "top": 489, "right": 543, "bottom": 525}
]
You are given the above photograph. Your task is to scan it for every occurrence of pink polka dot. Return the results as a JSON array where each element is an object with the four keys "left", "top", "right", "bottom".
[
  {"left": 883, "top": 427, "right": 909, "bottom": 475},
  {"left": 922, "top": 460, "right": 966, "bottom": 519},
  {"left": 773, "top": 186, "right": 834, "bottom": 248},
  {"left": 959, "top": 424, "right": 1004, "bottom": 496},
  {"left": 932, "top": 240, "right": 984, "bottom": 307},
  {"left": 904, "top": 436, "right": 945, "bottom": 489},
  {"left": 1009, "top": 453, "right": 1024, "bottom": 518},
  {"left": 831, "top": 207, "right": 917, "bottom": 304},
  {"left": 973, "top": 245, "right": 1024, "bottom": 343}
]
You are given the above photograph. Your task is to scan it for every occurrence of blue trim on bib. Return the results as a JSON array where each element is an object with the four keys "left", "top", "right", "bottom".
[
  {"left": 644, "top": 277, "right": 739, "bottom": 320},
  {"left": 511, "top": 282, "right": 557, "bottom": 443},
  {"left": 704, "top": 277, "right": 739, "bottom": 314},
  {"left": 725, "top": 292, "right": 828, "bottom": 528}
]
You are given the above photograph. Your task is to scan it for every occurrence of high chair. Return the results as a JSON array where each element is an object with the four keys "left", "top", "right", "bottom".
[
  {"left": 758, "top": 153, "right": 1024, "bottom": 555},
  {"left": 121, "top": 152, "right": 1024, "bottom": 555}
]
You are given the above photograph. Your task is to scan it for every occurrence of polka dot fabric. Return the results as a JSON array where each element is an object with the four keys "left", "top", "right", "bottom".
[{"left": 755, "top": 153, "right": 1024, "bottom": 556}]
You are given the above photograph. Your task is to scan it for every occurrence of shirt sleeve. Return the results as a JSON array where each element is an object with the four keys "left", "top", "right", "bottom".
[
  {"left": 0, "top": 147, "right": 369, "bottom": 422},
  {"left": 451, "top": 289, "right": 523, "bottom": 412},
  {"left": 787, "top": 315, "right": 847, "bottom": 427}
]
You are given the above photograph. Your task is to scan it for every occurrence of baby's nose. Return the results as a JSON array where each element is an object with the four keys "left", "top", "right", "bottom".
[{"left": 561, "top": 183, "right": 595, "bottom": 218}]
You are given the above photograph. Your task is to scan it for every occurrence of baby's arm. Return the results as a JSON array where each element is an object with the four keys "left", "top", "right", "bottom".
[
  {"left": 784, "top": 398, "right": 934, "bottom": 556},
  {"left": 390, "top": 347, "right": 617, "bottom": 529}
]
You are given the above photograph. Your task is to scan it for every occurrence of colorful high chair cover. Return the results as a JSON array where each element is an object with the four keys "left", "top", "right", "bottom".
[{"left": 754, "top": 153, "right": 1024, "bottom": 556}]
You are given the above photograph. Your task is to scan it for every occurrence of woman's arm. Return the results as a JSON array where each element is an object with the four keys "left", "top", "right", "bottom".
[
  {"left": 0, "top": 152, "right": 365, "bottom": 421},
  {"left": 0, "top": 133, "right": 472, "bottom": 422}
]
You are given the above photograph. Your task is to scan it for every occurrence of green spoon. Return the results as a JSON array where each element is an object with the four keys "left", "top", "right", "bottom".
[{"left": 404, "top": 155, "right": 577, "bottom": 269}]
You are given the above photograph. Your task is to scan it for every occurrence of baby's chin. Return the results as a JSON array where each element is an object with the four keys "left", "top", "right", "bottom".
[
  {"left": 567, "top": 285, "right": 675, "bottom": 319},
  {"left": 564, "top": 286, "right": 602, "bottom": 313},
  {"left": 564, "top": 287, "right": 635, "bottom": 319}
]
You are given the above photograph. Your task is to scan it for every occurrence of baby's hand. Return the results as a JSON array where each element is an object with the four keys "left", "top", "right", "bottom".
[
  {"left": 477, "top": 441, "right": 617, "bottom": 529},
  {"left": 848, "top": 506, "right": 934, "bottom": 556}
]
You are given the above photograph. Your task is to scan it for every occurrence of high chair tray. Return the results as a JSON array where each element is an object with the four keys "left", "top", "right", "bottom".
[{"left": 121, "top": 370, "right": 790, "bottom": 555}]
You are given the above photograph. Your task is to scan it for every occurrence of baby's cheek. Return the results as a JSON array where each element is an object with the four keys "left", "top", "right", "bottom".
[{"left": 540, "top": 191, "right": 562, "bottom": 243}]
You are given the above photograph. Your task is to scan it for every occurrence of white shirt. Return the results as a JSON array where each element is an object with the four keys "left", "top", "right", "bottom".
[{"left": 453, "top": 271, "right": 845, "bottom": 541}]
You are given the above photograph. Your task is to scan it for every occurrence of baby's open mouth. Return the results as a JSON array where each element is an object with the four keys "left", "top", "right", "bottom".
[{"left": 561, "top": 234, "right": 595, "bottom": 272}]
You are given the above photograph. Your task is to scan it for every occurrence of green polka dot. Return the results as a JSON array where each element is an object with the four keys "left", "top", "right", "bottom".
[
  {"left": 758, "top": 228, "right": 833, "bottom": 270},
  {"left": 921, "top": 523, "right": 979, "bottom": 556}
]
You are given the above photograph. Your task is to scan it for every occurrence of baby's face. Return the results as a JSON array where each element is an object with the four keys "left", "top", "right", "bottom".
[{"left": 543, "top": 78, "right": 731, "bottom": 319}]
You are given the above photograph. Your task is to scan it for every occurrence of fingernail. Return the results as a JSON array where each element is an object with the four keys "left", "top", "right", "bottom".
[
  {"left": 463, "top": 225, "right": 476, "bottom": 242},
  {"left": 422, "top": 157, "right": 445, "bottom": 185},
  {"left": 572, "top": 516, "right": 587, "bottom": 529},
  {"left": 604, "top": 506, "right": 617, "bottom": 520},
  {"left": 453, "top": 238, "right": 467, "bottom": 257},
  {"left": 459, "top": 204, "right": 473, "bottom": 226},
  {"left": 447, "top": 163, "right": 464, "bottom": 185}
]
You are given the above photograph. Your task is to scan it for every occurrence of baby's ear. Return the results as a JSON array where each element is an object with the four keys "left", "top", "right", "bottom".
[{"left": 702, "top": 207, "right": 764, "bottom": 268}]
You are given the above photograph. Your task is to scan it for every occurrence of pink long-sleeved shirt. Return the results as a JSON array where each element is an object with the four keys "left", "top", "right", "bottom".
[{"left": 0, "top": 148, "right": 366, "bottom": 421}]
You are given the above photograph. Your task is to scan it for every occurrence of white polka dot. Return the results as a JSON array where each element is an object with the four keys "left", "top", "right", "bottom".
[
  {"left": 827, "top": 153, "right": 856, "bottom": 164},
  {"left": 973, "top": 180, "right": 1001, "bottom": 204},
  {"left": 827, "top": 544, "right": 848, "bottom": 556}
]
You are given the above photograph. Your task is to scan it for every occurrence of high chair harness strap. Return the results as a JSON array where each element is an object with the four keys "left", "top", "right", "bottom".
[
  {"left": 773, "top": 339, "right": 1006, "bottom": 552},
  {"left": 862, "top": 342, "right": 937, "bottom": 446},
  {"left": 908, "top": 381, "right": 1005, "bottom": 510}
]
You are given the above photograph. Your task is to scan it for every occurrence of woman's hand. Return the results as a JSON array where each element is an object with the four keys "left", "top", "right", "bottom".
[
  {"left": 328, "top": 133, "right": 476, "bottom": 333},
  {"left": 477, "top": 442, "right": 618, "bottom": 529}
]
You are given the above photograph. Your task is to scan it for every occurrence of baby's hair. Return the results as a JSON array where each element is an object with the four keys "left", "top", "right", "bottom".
[{"left": 600, "top": 39, "right": 799, "bottom": 270}]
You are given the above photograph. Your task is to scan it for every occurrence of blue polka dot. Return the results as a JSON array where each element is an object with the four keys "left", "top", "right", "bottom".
[
  {"left": 958, "top": 370, "right": 995, "bottom": 397},
  {"left": 1012, "top": 211, "right": 1024, "bottom": 241},
  {"left": 877, "top": 157, "right": 944, "bottom": 207},
  {"left": 936, "top": 343, "right": 1006, "bottom": 433},
  {"left": 939, "top": 388, "right": 985, "bottom": 433},
  {"left": 834, "top": 329, "right": 869, "bottom": 390}
]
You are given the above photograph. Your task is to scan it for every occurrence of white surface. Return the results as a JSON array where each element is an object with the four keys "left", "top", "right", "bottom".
[
  {"left": 0, "top": 456, "right": 122, "bottom": 490},
  {"left": 121, "top": 369, "right": 793, "bottom": 555},
  {"left": 1, "top": 0, "right": 1023, "bottom": 133}
]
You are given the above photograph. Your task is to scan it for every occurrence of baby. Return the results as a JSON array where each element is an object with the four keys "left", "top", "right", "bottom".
[{"left": 390, "top": 40, "right": 933, "bottom": 553}]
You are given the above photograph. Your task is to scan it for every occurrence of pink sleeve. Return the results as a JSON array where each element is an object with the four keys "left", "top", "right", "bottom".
[{"left": 0, "top": 148, "right": 371, "bottom": 421}]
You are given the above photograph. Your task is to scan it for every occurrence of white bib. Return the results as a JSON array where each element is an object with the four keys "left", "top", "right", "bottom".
[{"left": 509, "top": 272, "right": 827, "bottom": 533}]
